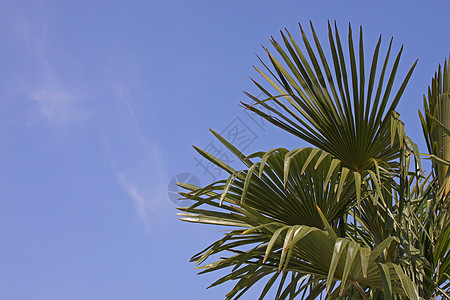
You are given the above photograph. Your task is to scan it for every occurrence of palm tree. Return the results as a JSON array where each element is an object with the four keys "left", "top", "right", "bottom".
[{"left": 177, "top": 22, "right": 450, "bottom": 299}]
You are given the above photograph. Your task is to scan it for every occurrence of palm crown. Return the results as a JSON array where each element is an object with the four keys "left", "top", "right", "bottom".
[{"left": 178, "top": 22, "right": 450, "bottom": 299}]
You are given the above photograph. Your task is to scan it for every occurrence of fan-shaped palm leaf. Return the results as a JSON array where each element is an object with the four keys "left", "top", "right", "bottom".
[{"left": 243, "top": 22, "right": 416, "bottom": 174}]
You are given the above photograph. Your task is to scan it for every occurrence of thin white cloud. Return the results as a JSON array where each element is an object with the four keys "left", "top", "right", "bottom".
[
  {"left": 116, "top": 172, "right": 152, "bottom": 231},
  {"left": 102, "top": 84, "right": 168, "bottom": 230},
  {"left": 29, "top": 83, "right": 86, "bottom": 124},
  {"left": 11, "top": 8, "right": 87, "bottom": 125}
]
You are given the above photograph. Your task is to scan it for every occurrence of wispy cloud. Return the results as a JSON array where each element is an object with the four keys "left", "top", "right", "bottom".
[
  {"left": 29, "top": 83, "right": 87, "bottom": 124},
  {"left": 12, "top": 7, "right": 167, "bottom": 229},
  {"left": 102, "top": 84, "right": 168, "bottom": 230},
  {"left": 115, "top": 172, "right": 152, "bottom": 231},
  {"left": 104, "top": 136, "right": 167, "bottom": 231},
  {"left": 11, "top": 7, "right": 88, "bottom": 125}
]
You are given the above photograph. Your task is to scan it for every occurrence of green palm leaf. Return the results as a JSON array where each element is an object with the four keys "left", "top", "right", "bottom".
[
  {"left": 178, "top": 137, "right": 420, "bottom": 298},
  {"left": 178, "top": 22, "right": 450, "bottom": 299},
  {"left": 419, "top": 55, "right": 450, "bottom": 195},
  {"left": 244, "top": 22, "right": 416, "bottom": 173}
]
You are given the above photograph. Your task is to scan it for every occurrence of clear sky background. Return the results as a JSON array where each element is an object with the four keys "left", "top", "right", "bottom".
[{"left": 0, "top": 1, "right": 450, "bottom": 299}]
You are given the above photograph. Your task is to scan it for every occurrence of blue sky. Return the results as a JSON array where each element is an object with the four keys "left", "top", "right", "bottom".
[{"left": 0, "top": 1, "right": 449, "bottom": 299}]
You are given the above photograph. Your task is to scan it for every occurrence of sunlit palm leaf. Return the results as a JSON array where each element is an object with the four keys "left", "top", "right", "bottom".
[
  {"left": 178, "top": 137, "right": 420, "bottom": 298},
  {"left": 243, "top": 22, "right": 416, "bottom": 174},
  {"left": 178, "top": 22, "right": 450, "bottom": 299},
  {"left": 419, "top": 55, "right": 450, "bottom": 195},
  {"left": 179, "top": 189, "right": 418, "bottom": 299}
]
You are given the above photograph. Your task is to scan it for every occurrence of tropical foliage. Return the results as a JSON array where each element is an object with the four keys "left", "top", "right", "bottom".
[{"left": 177, "top": 22, "right": 450, "bottom": 299}]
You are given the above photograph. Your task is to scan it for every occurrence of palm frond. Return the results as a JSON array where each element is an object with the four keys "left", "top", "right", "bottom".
[
  {"left": 178, "top": 22, "right": 450, "bottom": 299},
  {"left": 244, "top": 22, "right": 416, "bottom": 174},
  {"left": 419, "top": 55, "right": 450, "bottom": 194}
]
